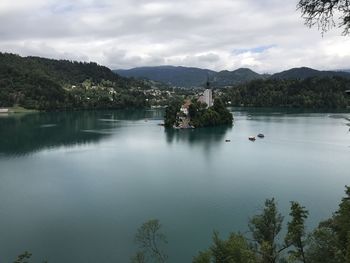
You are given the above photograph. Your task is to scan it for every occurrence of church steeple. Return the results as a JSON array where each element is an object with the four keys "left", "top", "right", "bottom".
[
  {"left": 204, "top": 74, "right": 213, "bottom": 107},
  {"left": 206, "top": 74, "right": 210, "bottom": 89}
]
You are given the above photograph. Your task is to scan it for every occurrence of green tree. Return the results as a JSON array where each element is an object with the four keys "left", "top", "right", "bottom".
[
  {"left": 192, "top": 250, "right": 212, "bottom": 263},
  {"left": 192, "top": 232, "right": 257, "bottom": 263},
  {"left": 248, "top": 198, "right": 285, "bottom": 263},
  {"left": 285, "top": 202, "right": 309, "bottom": 263},
  {"left": 298, "top": 0, "right": 350, "bottom": 35},
  {"left": 332, "top": 186, "right": 350, "bottom": 262},
  {"left": 133, "top": 219, "right": 168, "bottom": 263},
  {"left": 13, "top": 251, "right": 32, "bottom": 263},
  {"left": 164, "top": 99, "right": 182, "bottom": 128},
  {"left": 305, "top": 220, "right": 344, "bottom": 263},
  {"left": 131, "top": 251, "right": 147, "bottom": 263}
]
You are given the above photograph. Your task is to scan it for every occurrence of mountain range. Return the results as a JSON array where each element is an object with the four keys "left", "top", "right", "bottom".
[
  {"left": 114, "top": 66, "right": 350, "bottom": 88},
  {"left": 115, "top": 66, "right": 215, "bottom": 88}
]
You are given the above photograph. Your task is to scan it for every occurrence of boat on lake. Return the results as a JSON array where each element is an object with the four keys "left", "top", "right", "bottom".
[
  {"left": 257, "top": 133, "right": 265, "bottom": 138},
  {"left": 249, "top": 136, "right": 256, "bottom": 141}
]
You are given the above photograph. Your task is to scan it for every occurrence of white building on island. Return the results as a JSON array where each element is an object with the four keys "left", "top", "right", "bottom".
[{"left": 204, "top": 89, "right": 213, "bottom": 108}]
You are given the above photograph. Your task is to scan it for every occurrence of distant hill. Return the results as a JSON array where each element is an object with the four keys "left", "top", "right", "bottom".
[
  {"left": 115, "top": 66, "right": 267, "bottom": 88},
  {"left": 115, "top": 66, "right": 215, "bottom": 88},
  {"left": 116, "top": 65, "right": 350, "bottom": 88},
  {"left": 271, "top": 67, "right": 350, "bottom": 80},
  {"left": 212, "top": 68, "right": 268, "bottom": 87}
]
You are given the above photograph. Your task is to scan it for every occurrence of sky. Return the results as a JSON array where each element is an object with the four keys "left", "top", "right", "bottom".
[{"left": 0, "top": 0, "right": 350, "bottom": 73}]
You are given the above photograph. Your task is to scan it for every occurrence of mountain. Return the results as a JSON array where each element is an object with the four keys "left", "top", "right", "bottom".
[
  {"left": 271, "top": 67, "right": 350, "bottom": 80},
  {"left": 115, "top": 66, "right": 215, "bottom": 88},
  {"left": 115, "top": 66, "right": 267, "bottom": 88},
  {"left": 211, "top": 68, "right": 268, "bottom": 87},
  {"left": 0, "top": 53, "right": 150, "bottom": 110}
]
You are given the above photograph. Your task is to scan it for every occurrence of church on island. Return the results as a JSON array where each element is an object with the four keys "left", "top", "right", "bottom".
[
  {"left": 168, "top": 80, "right": 233, "bottom": 129},
  {"left": 198, "top": 80, "right": 213, "bottom": 108}
]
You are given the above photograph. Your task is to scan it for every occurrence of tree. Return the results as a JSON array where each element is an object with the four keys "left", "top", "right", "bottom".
[
  {"left": 285, "top": 202, "right": 309, "bottom": 263},
  {"left": 13, "top": 251, "right": 32, "bottom": 263},
  {"left": 248, "top": 198, "right": 285, "bottom": 263},
  {"left": 192, "top": 232, "right": 257, "bottom": 263},
  {"left": 332, "top": 186, "right": 350, "bottom": 262},
  {"left": 305, "top": 220, "right": 344, "bottom": 263},
  {"left": 131, "top": 251, "right": 147, "bottom": 263},
  {"left": 298, "top": 0, "right": 350, "bottom": 35},
  {"left": 192, "top": 250, "right": 212, "bottom": 263},
  {"left": 133, "top": 219, "right": 168, "bottom": 263}
]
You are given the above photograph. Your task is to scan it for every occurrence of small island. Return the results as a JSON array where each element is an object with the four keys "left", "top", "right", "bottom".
[{"left": 164, "top": 82, "right": 233, "bottom": 128}]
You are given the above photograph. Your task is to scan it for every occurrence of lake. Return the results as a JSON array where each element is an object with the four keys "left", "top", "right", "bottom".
[{"left": 0, "top": 109, "right": 349, "bottom": 263}]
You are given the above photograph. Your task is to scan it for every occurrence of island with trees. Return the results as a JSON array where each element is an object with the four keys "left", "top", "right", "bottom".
[{"left": 164, "top": 91, "right": 233, "bottom": 128}]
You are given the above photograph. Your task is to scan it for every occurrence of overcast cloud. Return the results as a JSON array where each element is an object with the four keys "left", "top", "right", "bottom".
[{"left": 0, "top": 0, "right": 349, "bottom": 72}]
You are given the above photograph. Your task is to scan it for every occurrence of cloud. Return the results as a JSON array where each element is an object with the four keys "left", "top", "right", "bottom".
[
  {"left": 233, "top": 45, "right": 277, "bottom": 55},
  {"left": 0, "top": 0, "right": 349, "bottom": 72}
]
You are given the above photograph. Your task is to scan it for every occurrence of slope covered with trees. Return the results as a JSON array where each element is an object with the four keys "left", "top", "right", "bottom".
[
  {"left": 271, "top": 67, "right": 350, "bottom": 80},
  {"left": 115, "top": 66, "right": 268, "bottom": 88},
  {"left": 115, "top": 66, "right": 216, "bottom": 88},
  {"left": 115, "top": 65, "right": 350, "bottom": 89},
  {"left": 0, "top": 53, "right": 151, "bottom": 110},
  {"left": 221, "top": 77, "right": 350, "bottom": 108},
  {"left": 211, "top": 68, "right": 269, "bottom": 87}
]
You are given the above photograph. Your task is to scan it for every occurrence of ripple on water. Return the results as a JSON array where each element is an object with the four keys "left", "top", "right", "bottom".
[{"left": 40, "top": 124, "right": 57, "bottom": 128}]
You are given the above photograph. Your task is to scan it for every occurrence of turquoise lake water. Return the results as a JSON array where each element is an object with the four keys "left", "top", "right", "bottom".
[{"left": 0, "top": 109, "right": 349, "bottom": 262}]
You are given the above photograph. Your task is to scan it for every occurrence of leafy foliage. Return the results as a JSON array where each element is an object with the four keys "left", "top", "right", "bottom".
[
  {"left": 306, "top": 220, "right": 344, "bottom": 263},
  {"left": 13, "top": 251, "right": 32, "bottom": 263},
  {"left": 285, "top": 202, "right": 309, "bottom": 262},
  {"left": 188, "top": 99, "right": 233, "bottom": 128},
  {"left": 333, "top": 186, "right": 350, "bottom": 261},
  {"left": 133, "top": 219, "right": 168, "bottom": 263},
  {"left": 192, "top": 232, "right": 257, "bottom": 263},
  {"left": 249, "top": 198, "right": 284, "bottom": 263},
  {"left": 298, "top": 0, "right": 350, "bottom": 35},
  {"left": 164, "top": 98, "right": 183, "bottom": 127}
]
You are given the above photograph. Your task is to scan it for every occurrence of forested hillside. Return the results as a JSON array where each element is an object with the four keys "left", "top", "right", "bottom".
[
  {"left": 115, "top": 66, "right": 266, "bottom": 88},
  {"left": 271, "top": 67, "right": 350, "bottom": 80},
  {"left": 221, "top": 77, "right": 350, "bottom": 108},
  {"left": 115, "top": 66, "right": 216, "bottom": 88},
  {"left": 0, "top": 53, "right": 150, "bottom": 110},
  {"left": 211, "top": 68, "right": 268, "bottom": 87},
  {"left": 116, "top": 65, "right": 350, "bottom": 88}
]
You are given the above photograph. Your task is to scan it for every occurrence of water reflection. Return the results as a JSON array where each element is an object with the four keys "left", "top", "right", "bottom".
[
  {"left": 165, "top": 126, "right": 232, "bottom": 150},
  {"left": 0, "top": 110, "right": 163, "bottom": 157},
  {"left": 0, "top": 112, "right": 108, "bottom": 156}
]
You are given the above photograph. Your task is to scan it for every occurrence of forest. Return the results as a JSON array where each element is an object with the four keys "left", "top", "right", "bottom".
[
  {"left": 221, "top": 77, "right": 350, "bottom": 109},
  {"left": 0, "top": 53, "right": 152, "bottom": 110},
  {"left": 1, "top": 53, "right": 350, "bottom": 111}
]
